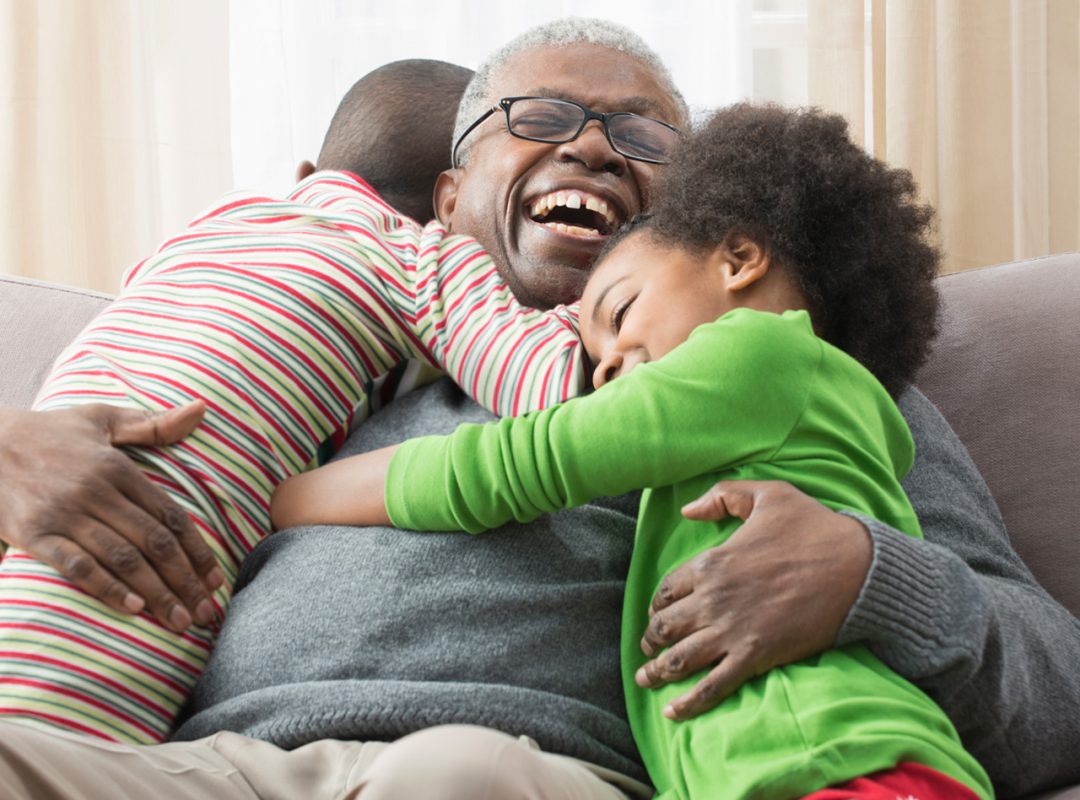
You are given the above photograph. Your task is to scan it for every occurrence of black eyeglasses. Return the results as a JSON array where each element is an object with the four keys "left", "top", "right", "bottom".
[{"left": 451, "top": 96, "right": 681, "bottom": 168}]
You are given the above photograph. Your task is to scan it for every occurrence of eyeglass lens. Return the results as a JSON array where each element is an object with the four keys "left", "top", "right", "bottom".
[{"left": 506, "top": 98, "right": 677, "bottom": 162}]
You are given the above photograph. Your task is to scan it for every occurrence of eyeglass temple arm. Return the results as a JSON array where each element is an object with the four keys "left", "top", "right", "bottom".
[{"left": 451, "top": 106, "right": 500, "bottom": 169}]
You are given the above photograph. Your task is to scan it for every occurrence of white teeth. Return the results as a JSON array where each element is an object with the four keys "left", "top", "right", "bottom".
[
  {"left": 584, "top": 196, "right": 614, "bottom": 226},
  {"left": 549, "top": 222, "right": 598, "bottom": 237},
  {"left": 529, "top": 190, "right": 620, "bottom": 228}
]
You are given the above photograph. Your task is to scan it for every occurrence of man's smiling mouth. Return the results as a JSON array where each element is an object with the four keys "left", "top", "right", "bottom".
[{"left": 527, "top": 190, "right": 622, "bottom": 238}]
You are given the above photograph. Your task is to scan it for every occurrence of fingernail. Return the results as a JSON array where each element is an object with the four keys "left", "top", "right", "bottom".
[
  {"left": 635, "top": 667, "right": 649, "bottom": 687},
  {"left": 169, "top": 605, "right": 192, "bottom": 631},
  {"left": 663, "top": 704, "right": 677, "bottom": 720},
  {"left": 640, "top": 639, "right": 654, "bottom": 657},
  {"left": 123, "top": 593, "right": 145, "bottom": 613},
  {"left": 205, "top": 567, "right": 224, "bottom": 590},
  {"left": 194, "top": 599, "right": 215, "bottom": 626}
]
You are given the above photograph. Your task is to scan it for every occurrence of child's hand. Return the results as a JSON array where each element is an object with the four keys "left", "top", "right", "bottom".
[{"left": 635, "top": 479, "right": 872, "bottom": 721}]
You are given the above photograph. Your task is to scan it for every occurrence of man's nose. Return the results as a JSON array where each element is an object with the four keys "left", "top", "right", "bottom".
[{"left": 556, "top": 121, "right": 627, "bottom": 175}]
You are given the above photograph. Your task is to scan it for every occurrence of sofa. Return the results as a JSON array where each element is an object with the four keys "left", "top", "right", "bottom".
[{"left": 1, "top": 255, "right": 1078, "bottom": 798}]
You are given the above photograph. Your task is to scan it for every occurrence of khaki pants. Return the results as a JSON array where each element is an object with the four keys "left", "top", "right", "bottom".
[{"left": 0, "top": 721, "right": 652, "bottom": 800}]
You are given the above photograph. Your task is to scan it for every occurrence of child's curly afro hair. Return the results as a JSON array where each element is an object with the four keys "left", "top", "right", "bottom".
[{"left": 646, "top": 103, "right": 940, "bottom": 397}]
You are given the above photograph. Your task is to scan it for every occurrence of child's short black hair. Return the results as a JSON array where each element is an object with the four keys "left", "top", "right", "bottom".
[
  {"left": 317, "top": 59, "right": 473, "bottom": 221},
  {"left": 642, "top": 103, "right": 940, "bottom": 397}
]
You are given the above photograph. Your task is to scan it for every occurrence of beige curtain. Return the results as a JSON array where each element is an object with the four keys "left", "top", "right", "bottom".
[
  {"left": 0, "top": 0, "right": 232, "bottom": 293},
  {"left": 809, "top": 0, "right": 1079, "bottom": 273}
]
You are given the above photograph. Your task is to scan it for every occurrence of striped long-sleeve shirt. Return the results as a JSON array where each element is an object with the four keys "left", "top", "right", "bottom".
[{"left": 0, "top": 171, "right": 585, "bottom": 743}]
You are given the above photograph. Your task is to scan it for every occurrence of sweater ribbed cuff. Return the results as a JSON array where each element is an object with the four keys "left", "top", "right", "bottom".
[{"left": 836, "top": 512, "right": 955, "bottom": 671}]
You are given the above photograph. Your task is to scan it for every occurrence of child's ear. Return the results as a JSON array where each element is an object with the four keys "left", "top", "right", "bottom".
[
  {"left": 714, "top": 232, "right": 771, "bottom": 292},
  {"left": 433, "top": 170, "right": 461, "bottom": 231}
]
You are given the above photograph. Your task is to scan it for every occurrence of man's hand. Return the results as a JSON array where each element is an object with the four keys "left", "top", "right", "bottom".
[
  {"left": 636, "top": 480, "right": 872, "bottom": 720},
  {"left": 0, "top": 402, "right": 223, "bottom": 632}
]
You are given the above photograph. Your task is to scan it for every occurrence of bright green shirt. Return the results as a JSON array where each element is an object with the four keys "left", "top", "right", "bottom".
[{"left": 387, "top": 308, "right": 992, "bottom": 799}]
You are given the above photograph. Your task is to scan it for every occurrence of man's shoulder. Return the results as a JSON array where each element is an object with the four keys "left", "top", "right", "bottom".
[{"left": 896, "top": 386, "right": 952, "bottom": 441}]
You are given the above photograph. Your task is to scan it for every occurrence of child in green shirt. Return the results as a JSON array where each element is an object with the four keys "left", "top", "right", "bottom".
[{"left": 271, "top": 104, "right": 993, "bottom": 800}]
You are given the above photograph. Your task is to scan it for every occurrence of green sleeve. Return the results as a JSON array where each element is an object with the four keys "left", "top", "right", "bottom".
[{"left": 386, "top": 309, "right": 823, "bottom": 532}]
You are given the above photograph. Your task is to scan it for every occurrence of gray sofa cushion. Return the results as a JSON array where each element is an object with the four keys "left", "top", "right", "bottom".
[
  {"left": 0, "top": 275, "right": 111, "bottom": 409},
  {"left": 915, "top": 252, "right": 1080, "bottom": 620}
]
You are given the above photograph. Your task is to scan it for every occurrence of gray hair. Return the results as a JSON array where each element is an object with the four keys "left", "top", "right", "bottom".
[{"left": 453, "top": 17, "right": 688, "bottom": 165}]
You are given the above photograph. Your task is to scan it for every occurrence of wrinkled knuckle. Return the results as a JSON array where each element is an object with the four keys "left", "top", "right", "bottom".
[
  {"left": 665, "top": 652, "right": 687, "bottom": 676},
  {"left": 703, "top": 586, "right": 728, "bottom": 610},
  {"left": 60, "top": 551, "right": 95, "bottom": 581},
  {"left": 47, "top": 541, "right": 66, "bottom": 564},
  {"left": 145, "top": 525, "right": 179, "bottom": 561},
  {"left": 192, "top": 548, "right": 217, "bottom": 571},
  {"left": 178, "top": 574, "right": 206, "bottom": 601},
  {"left": 643, "top": 661, "right": 662, "bottom": 683},
  {"left": 693, "top": 551, "right": 717, "bottom": 576},
  {"left": 743, "top": 631, "right": 765, "bottom": 654},
  {"left": 161, "top": 505, "right": 190, "bottom": 535},
  {"left": 91, "top": 447, "right": 119, "bottom": 470},
  {"left": 103, "top": 579, "right": 129, "bottom": 606},
  {"left": 34, "top": 509, "right": 62, "bottom": 534},
  {"left": 697, "top": 680, "right": 720, "bottom": 703},
  {"left": 709, "top": 609, "right": 733, "bottom": 635},
  {"left": 656, "top": 579, "right": 675, "bottom": 606},
  {"left": 143, "top": 412, "right": 166, "bottom": 446},
  {"left": 106, "top": 543, "right": 141, "bottom": 576},
  {"left": 72, "top": 471, "right": 100, "bottom": 496},
  {"left": 91, "top": 454, "right": 126, "bottom": 484},
  {"left": 33, "top": 503, "right": 66, "bottom": 526},
  {"left": 651, "top": 614, "right": 671, "bottom": 642},
  {"left": 88, "top": 525, "right": 116, "bottom": 552}
]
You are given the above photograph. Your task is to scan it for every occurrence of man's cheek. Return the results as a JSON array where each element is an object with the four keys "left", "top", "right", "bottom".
[{"left": 632, "top": 164, "right": 662, "bottom": 211}]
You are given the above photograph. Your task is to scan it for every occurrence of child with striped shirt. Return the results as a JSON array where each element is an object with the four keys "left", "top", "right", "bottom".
[{"left": 0, "top": 61, "right": 585, "bottom": 743}]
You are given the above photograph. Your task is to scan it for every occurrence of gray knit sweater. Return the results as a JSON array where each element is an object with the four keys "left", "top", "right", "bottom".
[{"left": 173, "top": 380, "right": 1080, "bottom": 798}]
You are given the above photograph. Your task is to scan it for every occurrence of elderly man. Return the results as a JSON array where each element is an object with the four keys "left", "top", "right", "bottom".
[{"left": 0, "top": 18, "right": 1078, "bottom": 800}]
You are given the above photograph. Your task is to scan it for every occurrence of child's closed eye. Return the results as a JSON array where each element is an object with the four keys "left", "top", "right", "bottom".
[{"left": 612, "top": 295, "right": 637, "bottom": 333}]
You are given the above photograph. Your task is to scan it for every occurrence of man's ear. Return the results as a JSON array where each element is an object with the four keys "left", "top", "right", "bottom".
[
  {"left": 295, "top": 160, "right": 317, "bottom": 182},
  {"left": 714, "top": 232, "right": 772, "bottom": 292},
  {"left": 433, "top": 169, "right": 461, "bottom": 231}
]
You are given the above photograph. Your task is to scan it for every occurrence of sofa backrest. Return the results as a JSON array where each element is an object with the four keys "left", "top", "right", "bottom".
[
  {"left": 2, "top": 261, "right": 1079, "bottom": 619},
  {"left": 915, "top": 252, "right": 1080, "bottom": 618},
  {"left": 0, "top": 275, "right": 111, "bottom": 409}
]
